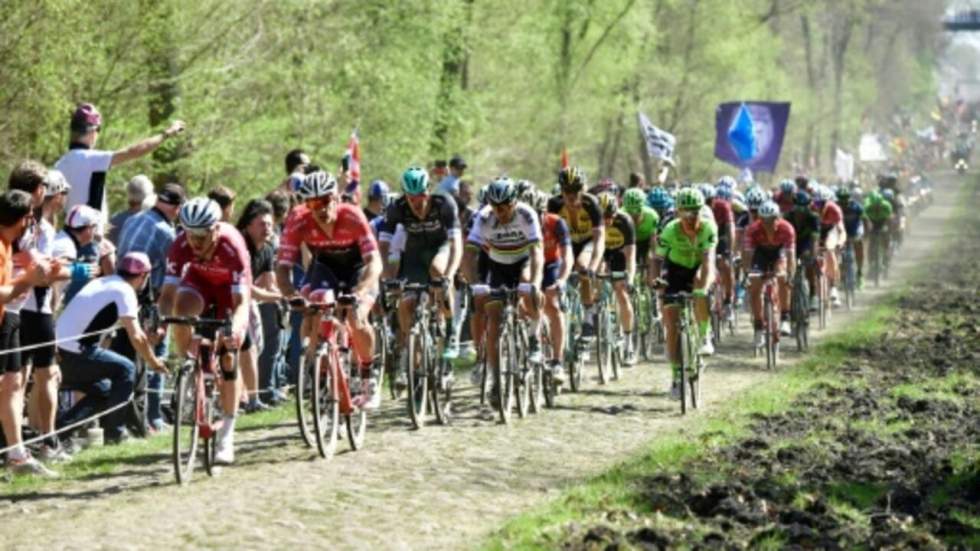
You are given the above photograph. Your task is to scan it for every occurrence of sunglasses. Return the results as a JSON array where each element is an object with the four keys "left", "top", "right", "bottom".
[
  {"left": 306, "top": 195, "right": 335, "bottom": 210},
  {"left": 186, "top": 227, "right": 212, "bottom": 239}
]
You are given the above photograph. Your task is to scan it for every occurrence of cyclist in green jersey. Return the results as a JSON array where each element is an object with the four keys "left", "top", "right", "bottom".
[
  {"left": 863, "top": 190, "right": 893, "bottom": 268},
  {"left": 622, "top": 188, "right": 659, "bottom": 279},
  {"left": 652, "top": 188, "right": 718, "bottom": 399}
]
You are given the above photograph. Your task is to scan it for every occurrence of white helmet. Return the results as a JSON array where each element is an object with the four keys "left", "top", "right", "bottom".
[
  {"left": 758, "top": 200, "right": 780, "bottom": 219},
  {"left": 298, "top": 171, "right": 338, "bottom": 200},
  {"left": 179, "top": 197, "right": 222, "bottom": 229}
]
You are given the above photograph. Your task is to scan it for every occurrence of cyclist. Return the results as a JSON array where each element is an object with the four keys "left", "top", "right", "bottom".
[
  {"left": 530, "top": 190, "right": 572, "bottom": 383},
  {"left": 588, "top": 177, "right": 620, "bottom": 198},
  {"left": 363, "top": 180, "right": 390, "bottom": 222},
  {"left": 863, "top": 190, "right": 893, "bottom": 274},
  {"left": 837, "top": 186, "right": 867, "bottom": 289},
  {"left": 379, "top": 167, "right": 462, "bottom": 367},
  {"left": 547, "top": 166, "right": 605, "bottom": 339},
  {"left": 646, "top": 186, "right": 675, "bottom": 237},
  {"left": 159, "top": 198, "right": 252, "bottom": 465},
  {"left": 881, "top": 187, "right": 905, "bottom": 248},
  {"left": 652, "top": 188, "right": 717, "bottom": 398},
  {"left": 743, "top": 201, "right": 796, "bottom": 346},
  {"left": 621, "top": 188, "right": 659, "bottom": 273},
  {"left": 814, "top": 186, "right": 844, "bottom": 307},
  {"left": 773, "top": 179, "right": 797, "bottom": 215},
  {"left": 785, "top": 191, "right": 821, "bottom": 312},
  {"left": 275, "top": 171, "right": 383, "bottom": 408},
  {"left": 597, "top": 192, "right": 637, "bottom": 364},
  {"left": 710, "top": 181, "right": 736, "bottom": 321},
  {"left": 463, "top": 178, "right": 544, "bottom": 393}
]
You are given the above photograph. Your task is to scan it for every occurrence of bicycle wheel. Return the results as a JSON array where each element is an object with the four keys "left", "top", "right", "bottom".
[
  {"left": 610, "top": 324, "right": 622, "bottom": 382},
  {"left": 312, "top": 349, "right": 340, "bottom": 459},
  {"left": 542, "top": 367, "right": 556, "bottom": 409},
  {"left": 201, "top": 378, "right": 221, "bottom": 477},
  {"left": 764, "top": 293, "right": 775, "bottom": 370},
  {"left": 495, "top": 325, "right": 515, "bottom": 424},
  {"left": 405, "top": 327, "right": 428, "bottom": 429},
  {"left": 295, "top": 347, "right": 318, "bottom": 447},
  {"left": 567, "top": 344, "right": 583, "bottom": 393},
  {"left": 690, "top": 350, "right": 703, "bottom": 410},
  {"left": 172, "top": 364, "right": 200, "bottom": 485},
  {"left": 710, "top": 291, "right": 722, "bottom": 346},
  {"left": 818, "top": 276, "right": 828, "bottom": 330},
  {"left": 596, "top": 309, "right": 609, "bottom": 385},
  {"left": 346, "top": 357, "right": 367, "bottom": 450},
  {"left": 431, "top": 355, "right": 453, "bottom": 426},
  {"left": 678, "top": 322, "right": 690, "bottom": 416},
  {"left": 528, "top": 357, "right": 544, "bottom": 414},
  {"left": 768, "top": 294, "right": 780, "bottom": 370},
  {"left": 514, "top": 325, "right": 530, "bottom": 419}
]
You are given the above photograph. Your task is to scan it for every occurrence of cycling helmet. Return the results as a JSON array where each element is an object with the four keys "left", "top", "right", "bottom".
[
  {"left": 836, "top": 187, "right": 852, "bottom": 202},
  {"left": 298, "top": 170, "right": 338, "bottom": 199},
  {"left": 368, "top": 179, "right": 390, "bottom": 200},
  {"left": 117, "top": 252, "right": 152, "bottom": 276},
  {"left": 716, "top": 182, "right": 733, "bottom": 200},
  {"left": 793, "top": 191, "right": 811, "bottom": 207},
  {"left": 558, "top": 166, "right": 586, "bottom": 192},
  {"left": 593, "top": 178, "right": 618, "bottom": 195},
  {"left": 401, "top": 166, "right": 430, "bottom": 196},
  {"left": 821, "top": 186, "right": 836, "bottom": 203},
  {"left": 44, "top": 169, "right": 71, "bottom": 197},
  {"left": 179, "top": 197, "right": 222, "bottom": 229},
  {"left": 758, "top": 201, "right": 780, "bottom": 219},
  {"left": 779, "top": 179, "right": 797, "bottom": 195},
  {"left": 676, "top": 187, "right": 705, "bottom": 210},
  {"left": 597, "top": 192, "right": 618, "bottom": 217},
  {"left": 881, "top": 188, "right": 895, "bottom": 201},
  {"left": 717, "top": 175, "right": 737, "bottom": 190},
  {"left": 698, "top": 183, "right": 716, "bottom": 201},
  {"left": 71, "top": 103, "right": 102, "bottom": 132},
  {"left": 867, "top": 189, "right": 884, "bottom": 203},
  {"left": 533, "top": 190, "right": 549, "bottom": 213},
  {"left": 745, "top": 187, "right": 767, "bottom": 209},
  {"left": 646, "top": 187, "right": 673, "bottom": 210},
  {"left": 515, "top": 179, "right": 534, "bottom": 200},
  {"left": 622, "top": 188, "right": 646, "bottom": 215},
  {"left": 485, "top": 177, "right": 517, "bottom": 205}
]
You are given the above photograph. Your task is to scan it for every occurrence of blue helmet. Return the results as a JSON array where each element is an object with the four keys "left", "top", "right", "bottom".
[
  {"left": 716, "top": 181, "right": 733, "bottom": 200},
  {"left": 716, "top": 175, "right": 737, "bottom": 189},
  {"left": 368, "top": 180, "right": 390, "bottom": 201},
  {"left": 646, "top": 186, "right": 673, "bottom": 210},
  {"left": 794, "top": 190, "right": 812, "bottom": 207},
  {"left": 779, "top": 179, "right": 797, "bottom": 195}
]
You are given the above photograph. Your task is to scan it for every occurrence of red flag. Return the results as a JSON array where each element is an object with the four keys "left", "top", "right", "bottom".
[{"left": 560, "top": 147, "right": 569, "bottom": 170}]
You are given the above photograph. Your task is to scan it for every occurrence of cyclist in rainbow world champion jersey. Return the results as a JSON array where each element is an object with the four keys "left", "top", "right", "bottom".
[
  {"left": 464, "top": 177, "right": 544, "bottom": 381},
  {"left": 651, "top": 188, "right": 717, "bottom": 399},
  {"left": 159, "top": 198, "right": 252, "bottom": 465}
]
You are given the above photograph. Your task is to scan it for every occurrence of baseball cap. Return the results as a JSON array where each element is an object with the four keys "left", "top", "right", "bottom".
[
  {"left": 71, "top": 103, "right": 102, "bottom": 133},
  {"left": 44, "top": 170, "right": 71, "bottom": 198},
  {"left": 449, "top": 155, "right": 467, "bottom": 169},
  {"left": 157, "top": 183, "right": 186, "bottom": 206},
  {"left": 127, "top": 174, "right": 154, "bottom": 202},
  {"left": 117, "top": 252, "right": 152, "bottom": 275},
  {"left": 66, "top": 205, "right": 101, "bottom": 228}
]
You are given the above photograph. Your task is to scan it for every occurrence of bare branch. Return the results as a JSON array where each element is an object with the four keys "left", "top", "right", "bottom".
[{"left": 569, "top": 0, "right": 638, "bottom": 89}]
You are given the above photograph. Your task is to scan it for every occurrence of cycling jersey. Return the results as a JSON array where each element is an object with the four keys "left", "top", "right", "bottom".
[
  {"left": 841, "top": 200, "right": 865, "bottom": 237},
  {"left": 632, "top": 207, "right": 660, "bottom": 243},
  {"left": 711, "top": 198, "right": 734, "bottom": 228},
  {"left": 547, "top": 193, "right": 602, "bottom": 244},
  {"left": 773, "top": 191, "right": 794, "bottom": 215},
  {"left": 863, "top": 200, "right": 893, "bottom": 224},
  {"left": 165, "top": 222, "right": 252, "bottom": 318},
  {"left": 819, "top": 202, "right": 843, "bottom": 228},
  {"left": 604, "top": 212, "right": 636, "bottom": 251},
  {"left": 786, "top": 210, "right": 820, "bottom": 251},
  {"left": 654, "top": 218, "right": 718, "bottom": 270},
  {"left": 541, "top": 213, "right": 571, "bottom": 265},
  {"left": 466, "top": 203, "right": 542, "bottom": 265},
  {"left": 278, "top": 203, "right": 377, "bottom": 270},
  {"left": 379, "top": 194, "right": 459, "bottom": 250},
  {"left": 745, "top": 219, "right": 795, "bottom": 252}
]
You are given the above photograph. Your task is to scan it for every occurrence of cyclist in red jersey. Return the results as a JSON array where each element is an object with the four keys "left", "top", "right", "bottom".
[
  {"left": 773, "top": 179, "right": 797, "bottom": 215},
  {"left": 814, "top": 187, "right": 844, "bottom": 307},
  {"left": 159, "top": 198, "right": 252, "bottom": 465},
  {"left": 743, "top": 201, "right": 796, "bottom": 347},
  {"left": 709, "top": 186, "right": 736, "bottom": 319},
  {"left": 275, "top": 171, "right": 384, "bottom": 408},
  {"left": 531, "top": 190, "right": 572, "bottom": 382}
]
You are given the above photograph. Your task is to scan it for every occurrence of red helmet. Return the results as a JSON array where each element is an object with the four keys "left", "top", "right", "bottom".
[
  {"left": 71, "top": 103, "right": 102, "bottom": 132},
  {"left": 117, "top": 252, "right": 151, "bottom": 276}
]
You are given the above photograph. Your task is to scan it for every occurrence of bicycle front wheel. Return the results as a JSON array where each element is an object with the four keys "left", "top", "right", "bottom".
[
  {"left": 296, "top": 348, "right": 318, "bottom": 447},
  {"left": 172, "top": 365, "right": 200, "bottom": 485},
  {"left": 495, "top": 326, "right": 515, "bottom": 424},
  {"left": 312, "top": 350, "right": 340, "bottom": 459},
  {"left": 406, "top": 328, "right": 428, "bottom": 429}
]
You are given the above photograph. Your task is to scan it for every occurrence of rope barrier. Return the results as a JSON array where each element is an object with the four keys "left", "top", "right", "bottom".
[
  {"left": 0, "top": 324, "right": 121, "bottom": 356},
  {"left": 0, "top": 392, "right": 133, "bottom": 457}
]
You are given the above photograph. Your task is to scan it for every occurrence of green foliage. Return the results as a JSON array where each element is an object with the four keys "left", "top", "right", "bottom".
[{"left": 0, "top": 0, "right": 943, "bottom": 209}]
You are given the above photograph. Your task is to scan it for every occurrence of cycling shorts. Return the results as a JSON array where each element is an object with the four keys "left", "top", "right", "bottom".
[
  {"left": 716, "top": 233, "right": 732, "bottom": 259},
  {"left": 542, "top": 261, "right": 561, "bottom": 289},
  {"left": 750, "top": 247, "right": 785, "bottom": 276},
  {"left": 663, "top": 259, "right": 698, "bottom": 305},
  {"left": 399, "top": 242, "right": 450, "bottom": 285},
  {"left": 635, "top": 239, "right": 651, "bottom": 265},
  {"left": 603, "top": 248, "right": 627, "bottom": 273},
  {"left": 0, "top": 312, "right": 22, "bottom": 374},
  {"left": 571, "top": 239, "right": 594, "bottom": 265},
  {"left": 477, "top": 249, "right": 490, "bottom": 284},
  {"left": 19, "top": 311, "right": 55, "bottom": 369},
  {"left": 487, "top": 257, "right": 528, "bottom": 290}
]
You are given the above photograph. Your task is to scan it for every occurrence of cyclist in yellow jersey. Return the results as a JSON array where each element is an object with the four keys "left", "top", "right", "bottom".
[
  {"left": 597, "top": 193, "right": 637, "bottom": 364},
  {"left": 547, "top": 166, "right": 606, "bottom": 338}
]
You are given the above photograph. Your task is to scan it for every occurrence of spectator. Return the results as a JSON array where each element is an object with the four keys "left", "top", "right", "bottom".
[
  {"left": 107, "top": 174, "right": 154, "bottom": 245},
  {"left": 52, "top": 205, "right": 104, "bottom": 306},
  {"left": 430, "top": 159, "right": 448, "bottom": 184},
  {"left": 208, "top": 185, "right": 237, "bottom": 222},
  {"left": 363, "top": 180, "right": 390, "bottom": 222},
  {"left": 277, "top": 149, "right": 310, "bottom": 194},
  {"left": 1, "top": 187, "right": 56, "bottom": 477},
  {"left": 55, "top": 252, "right": 167, "bottom": 445},
  {"left": 236, "top": 200, "right": 282, "bottom": 411},
  {"left": 265, "top": 190, "right": 292, "bottom": 236},
  {"left": 55, "top": 102, "right": 184, "bottom": 226},
  {"left": 436, "top": 155, "right": 467, "bottom": 196},
  {"left": 114, "top": 182, "right": 185, "bottom": 432},
  {"left": 628, "top": 172, "right": 646, "bottom": 190}
]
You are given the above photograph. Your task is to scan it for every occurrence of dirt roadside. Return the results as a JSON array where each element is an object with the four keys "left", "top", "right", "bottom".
[{"left": 0, "top": 176, "right": 965, "bottom": 550}]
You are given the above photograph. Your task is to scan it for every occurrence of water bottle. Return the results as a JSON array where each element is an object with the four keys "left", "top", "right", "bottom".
[{"left": 86, "top": 427, "right": 104, "bottom": 448}]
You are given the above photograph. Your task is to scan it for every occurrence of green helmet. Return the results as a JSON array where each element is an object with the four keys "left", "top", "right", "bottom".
[
  {"left": 867, "top": 190, "right": 883, "bottom": 204},
  {"left": 401, "top": 166, "right": 430, "bottom": 195},
  {"left": 675, "top": 187, "right": 705, "bottom": 210},
  {"left": 622, "top": 188, "right": 646, "bottom": 215}
]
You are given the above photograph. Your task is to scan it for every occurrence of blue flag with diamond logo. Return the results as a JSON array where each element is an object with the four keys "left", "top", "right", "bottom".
[{"left": 714, "top": 101, "right": 791, "bottom": 172}]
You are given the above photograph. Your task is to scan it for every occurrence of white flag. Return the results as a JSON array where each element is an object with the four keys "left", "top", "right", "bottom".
[
  {"left": 638, "top": 112, "right": 676, "bottom": 161},
  {"left": 858, "top": 134, "right": 887, "bottom": 162},
  {"left": 834, "top": 149, "right": 854, "bottom": 181}
]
